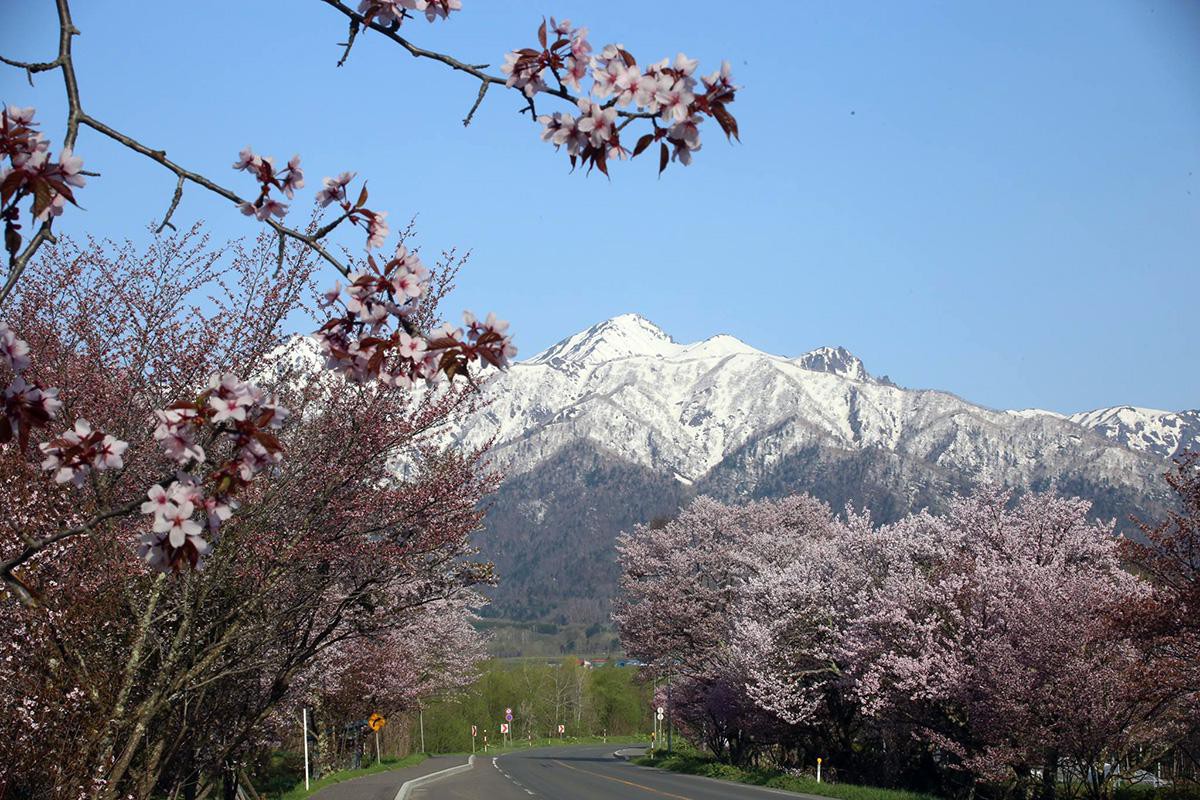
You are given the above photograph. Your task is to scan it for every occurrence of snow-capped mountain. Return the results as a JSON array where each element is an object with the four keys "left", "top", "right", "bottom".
[
  {"left": 460, "top": 313, "right": 1189, "bottom": 487},
  {"left": 1067, "top": 407, "right": 1199, "bottom": 461},
  {"left": 461, "top": 314, "right": 1194, "bottom": 634}
]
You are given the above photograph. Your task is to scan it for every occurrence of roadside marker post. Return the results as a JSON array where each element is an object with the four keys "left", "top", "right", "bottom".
[
  {"left": 302, "top": 708, "right": 310, "bottom": 790},
  {"left": 471, "top": 725, "right": 477, "bottom": 753},
  {"left": 817, "top": 757, "right": 823, "bottom": 783}
]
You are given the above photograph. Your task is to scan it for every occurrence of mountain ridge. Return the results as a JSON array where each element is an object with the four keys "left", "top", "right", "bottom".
[{"left": 457, "top": 315, "right": 1194, "bottom": 636}]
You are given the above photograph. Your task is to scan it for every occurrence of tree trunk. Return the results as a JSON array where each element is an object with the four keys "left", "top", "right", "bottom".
[{"left": 1039, "top": 750, "right": 1059, "bottom": 800}]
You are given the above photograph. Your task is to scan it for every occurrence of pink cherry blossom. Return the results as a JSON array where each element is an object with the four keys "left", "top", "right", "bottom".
[
  {"left": 396, "top": 332, "right": 427, "bottom": 360},
  {"left": 315, "top": 171, "right": 356, "bottom": 207},
  {"left": 281, "top": 154, "right": 304, "bottom": 198},
  {"left": 232, "top": 146, "right": 259, "bottom": 171},
  {"left": 141, "top": 485, "right": 173, "bottom": 517},
  {"left": 366, "top": 211, "right": 389, "bottom": 249},
  {"left": 0, "top": 324, "right": 32, "bottom": 373}
]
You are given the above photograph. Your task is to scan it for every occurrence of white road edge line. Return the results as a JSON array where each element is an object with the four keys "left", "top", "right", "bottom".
[{"left": 393, "top": 755, "right": 476, "bottom": 800}]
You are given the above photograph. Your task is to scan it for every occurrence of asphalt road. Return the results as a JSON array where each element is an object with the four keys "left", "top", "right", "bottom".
[
  {"left": 309, "top": 755, "right": 467, "bottom": 800},
  {"left": 409, "top": 744, "right": 824, "bottom": 800}
]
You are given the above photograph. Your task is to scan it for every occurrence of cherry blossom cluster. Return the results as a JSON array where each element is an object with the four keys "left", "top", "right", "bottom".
[
  {"left": 501, "top": 18, "right": 591, "bottom": 98},
  {"left": 502, "top": 22, "right": 739, "bottom": 174},
  {"left": 316, "top": 245, "right": 516, "bottom": 386},
  {"left": 139, "top": 373, "right": 289, "bottom": 571},
  {"left": 357, "top": 0, "right": 462, "bottom": 27},
  {"left": 1, "top": 322, "right": 62, "bottom": 449},
  {"left": 314, "top": 170, "right": 390, "bottom": 249},
  {"left": 1, "top": 105, "right": 85, "bottom": 258},
  {"left": 38, "top": 418, "right": 128, "bottom": 487},
  {"left": 232, "top": 146, "right": 304, "bottom": 221}
]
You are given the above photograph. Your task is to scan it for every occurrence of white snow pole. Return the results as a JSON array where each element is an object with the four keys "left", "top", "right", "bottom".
[
  {"left": 302, "top": 708, "right": 311, "bottom": 790},
  {"left": 817, "top": 757, "right": 823, "bottom": 783}
]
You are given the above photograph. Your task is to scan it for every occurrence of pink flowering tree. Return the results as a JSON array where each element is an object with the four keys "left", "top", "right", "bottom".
[
  {"left": 0, "top": 226, "right": 498, "bottom": 800},
  {"left": 614, "top": 495, "right": 845, "bottom": 767},
  {"left": 301, "top": 595, "right": 487, "bottom": 769},
  {"left": 846, "top": 491, "right": 1167, "bottom": 800}
]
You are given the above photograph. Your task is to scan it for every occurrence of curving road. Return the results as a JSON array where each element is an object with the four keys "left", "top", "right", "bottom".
[{"left": 409, "top": 744, "right": 822, "bottom": 800}]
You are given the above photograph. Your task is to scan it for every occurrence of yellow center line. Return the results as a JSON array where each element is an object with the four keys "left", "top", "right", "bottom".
[{"left": 552, "top": 760, "right": 695, "bottom": 800}]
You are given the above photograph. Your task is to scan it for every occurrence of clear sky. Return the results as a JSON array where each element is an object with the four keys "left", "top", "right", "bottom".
[{"left": 4, "top": 1, "right": 1198, "bottom": 414}]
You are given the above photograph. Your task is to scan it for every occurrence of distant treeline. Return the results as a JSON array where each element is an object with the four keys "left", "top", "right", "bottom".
[{"left": 419, "top": 659, "right": 652, "bottom": 751}]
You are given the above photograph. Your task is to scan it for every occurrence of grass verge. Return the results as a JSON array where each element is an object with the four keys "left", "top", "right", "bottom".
[
  {"left": 276, "top": 753, "right": 428, "bottom": 800},
  {"left": 634, "top": 753, "right": 942, "bottom": 800}
]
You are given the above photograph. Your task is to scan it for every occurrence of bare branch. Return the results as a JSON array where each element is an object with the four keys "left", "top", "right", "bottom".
[
  {"left": 155, "top": 175, "right": 186, "bottom": 234},
  {"left": 463, "top": 80, "right": 489, "bottom": 127},
  {"left": 0, "top": 225, "right": 57, "bottom": 306},
  {"left": 77, "top": 112, "right": 351, "bottom": 277},
  {"left": 336, "top": 17, "right": 361, "bottom": 67},
  {"left": 1, "top": 494, "right": 145, "bottom": 608}
]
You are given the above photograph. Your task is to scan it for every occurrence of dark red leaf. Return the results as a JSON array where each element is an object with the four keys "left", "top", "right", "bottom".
[
  {"left": 711, "top": 102, "right": 740, "bottom": 142},
  {"left": 659, "top": 142, "right": 670, "bottom": 175},
  {"left": 45, "top": 178, "right": 77, "bottom": 206},
  {"left": 0, "top": 170, "right": 26, "bottom": 206},
  {"left": 538, "top": 19, "right": 547, "bottom": 49},
  {"left": 633, "top": 133, "right": 655, "bottom": 158},
  {"left": 31, "top": 179, "right": 52, "bottom": 219},
  {"left": 5, "top": 223, "right": 21, "bottom": 259}
]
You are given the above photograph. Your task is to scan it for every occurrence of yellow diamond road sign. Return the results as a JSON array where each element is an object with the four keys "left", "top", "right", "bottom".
[{"left": 368, "top": 713, "right": 386, "bottom": 731}]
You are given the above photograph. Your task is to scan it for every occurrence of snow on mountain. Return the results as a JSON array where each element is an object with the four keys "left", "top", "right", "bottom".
[
  {"left": 458, "top": 314, "right": 1188, "bottom": 629},
  {"left": 527, "top": 313, "right": 680, "bottom": 367},
  {"left": 1068, "top": 406, "right": 1200, "bottom": 460},
  {"left": 458, "top": 315, "right": 1177, "bottom": 496}
]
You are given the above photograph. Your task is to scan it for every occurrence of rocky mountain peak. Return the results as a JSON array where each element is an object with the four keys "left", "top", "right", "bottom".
[{"left": 794, "top": 345, "right": 871, "bottom": 382}]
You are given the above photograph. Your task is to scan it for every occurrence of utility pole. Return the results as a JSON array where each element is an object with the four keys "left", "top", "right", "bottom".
[{"left": 666, "top": 665, "right": 673, "bottom": 754}]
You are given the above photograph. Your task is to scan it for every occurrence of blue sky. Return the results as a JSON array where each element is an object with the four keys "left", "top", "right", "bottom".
[{"left": 4, "top": 1, "right": 1197, "bottom": 413}]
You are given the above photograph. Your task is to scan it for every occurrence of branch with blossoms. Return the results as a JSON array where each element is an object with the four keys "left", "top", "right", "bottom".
[{"left": 322, "top": 2, "right": 741, "bottom": 176}]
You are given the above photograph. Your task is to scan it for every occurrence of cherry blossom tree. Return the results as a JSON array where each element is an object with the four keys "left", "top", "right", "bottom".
[
  {"left": 0, "top": 228, "right": 496, "bottom": 800},
  {"left": 1121, "top": 454, "right": 1200, "bottom": 784},
  {"left": 846, "top": 491, "right": 1168, "bottom": 800},
  {"left": 614, "top": 495, "right": 845, "bottom": 767},
  {"left": 616, "top": 486, "right": 1198, "bottom": 797}
]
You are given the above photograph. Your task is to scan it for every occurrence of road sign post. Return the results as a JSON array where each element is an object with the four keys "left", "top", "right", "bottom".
[
  {"left": 471, "top": 725, "right": 477, "bottom": 753},
  {"left": 366, "top": 713, "right": 387, "bottom": 764}
]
